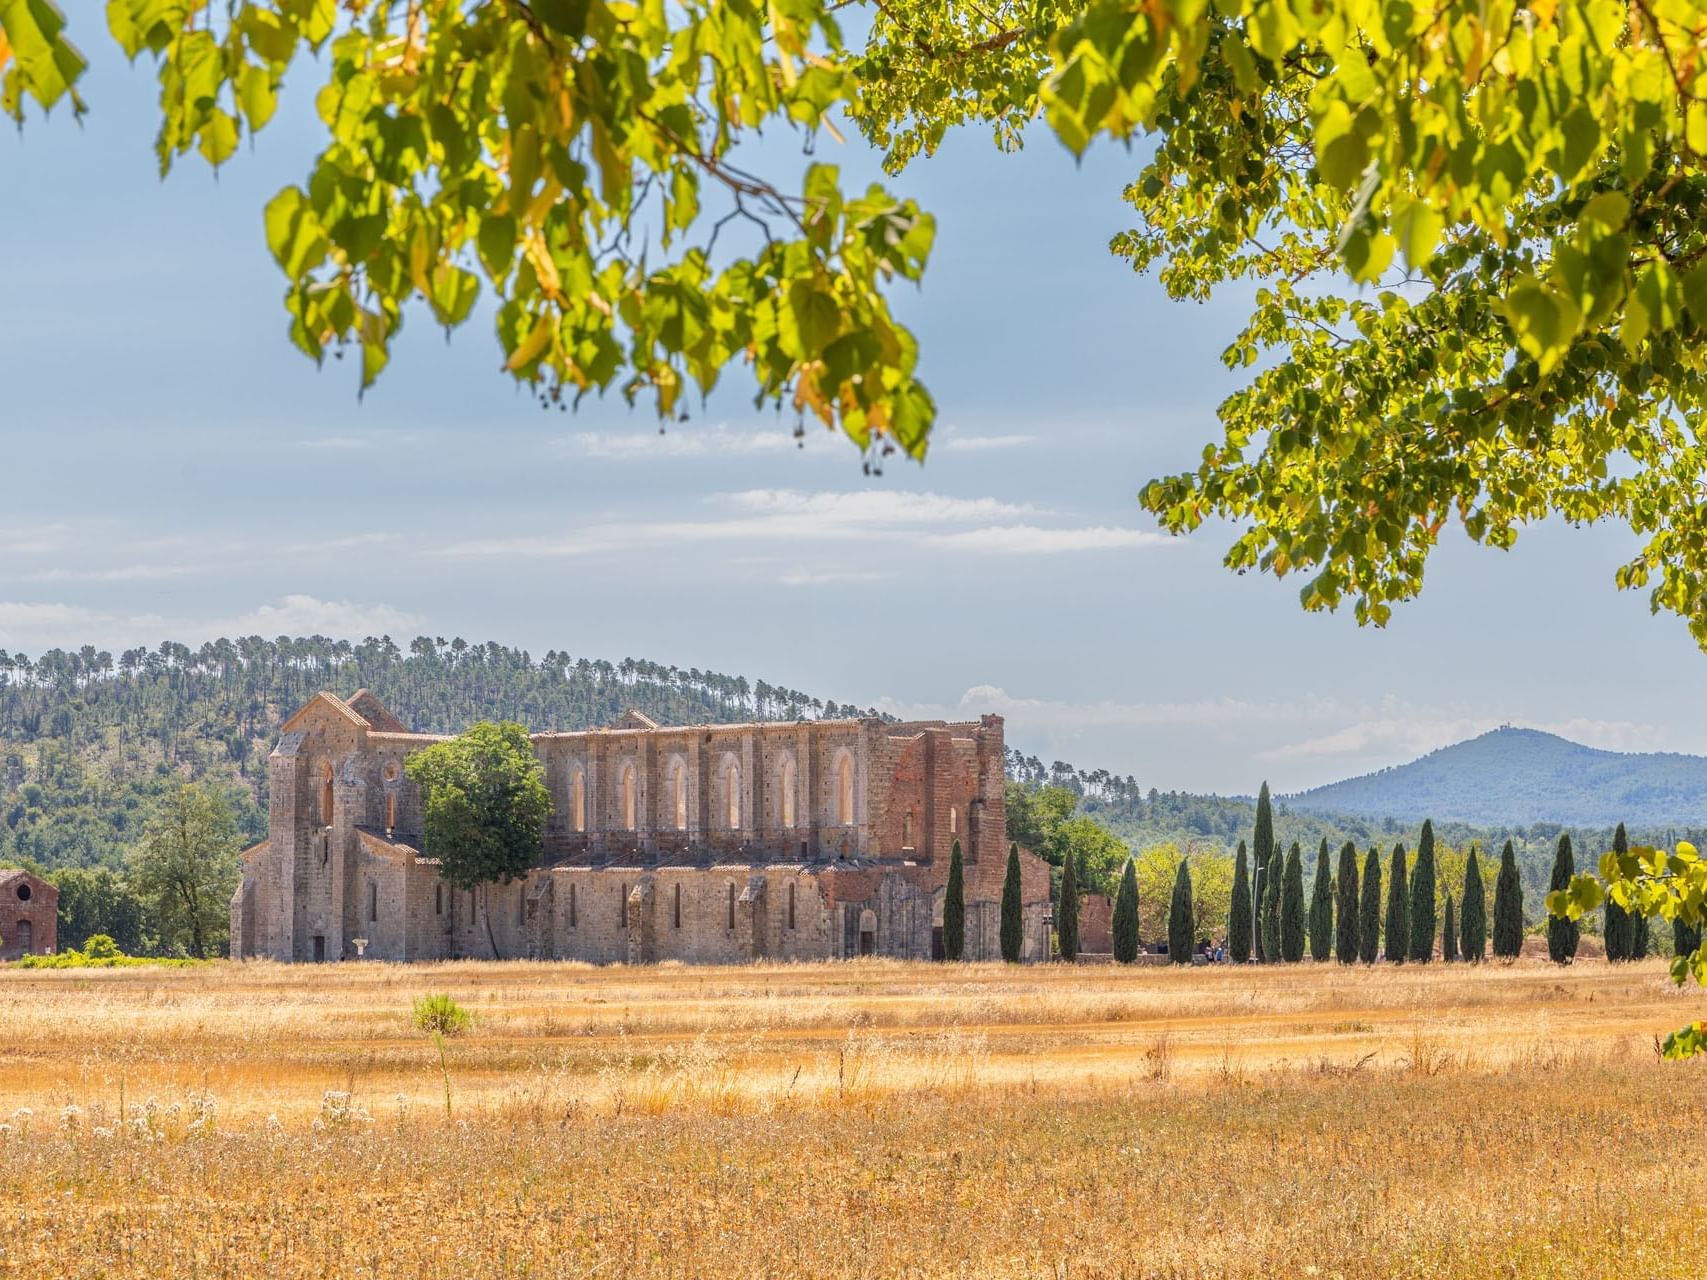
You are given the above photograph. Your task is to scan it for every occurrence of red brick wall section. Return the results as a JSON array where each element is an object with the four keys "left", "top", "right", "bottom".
[
  {"left": 1077, "top": 893, "right": 1114, "bottom": 955},
  {"left": 0, "top": 871, "right": 58, "bottom": 958}
]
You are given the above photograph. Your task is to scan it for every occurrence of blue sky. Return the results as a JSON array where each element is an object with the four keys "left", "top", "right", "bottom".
[{"left": 4, "top": 31, "right": 1706, "bottom": 793}]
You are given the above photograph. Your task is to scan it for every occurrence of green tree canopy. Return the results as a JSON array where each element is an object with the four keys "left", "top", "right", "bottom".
[
  {"left": 1280, "top": 841, "right": 1305, "bottom": 962},
  {"left": 1460, "top": 845, "right": 1487, "bottom": 963},
  {"left": 1383, "top": 844, "right": 1408, "bottom": 963},
  {"left": 1358, "top": 846, "right": 1382, "bottom": 964},
  {"left": 129, "top": 783, "right": 242, "bottom": 959},
  {"left": 999, "top": 842, "right": 1023, "bottom": 963},
  {"left": 1546, "top": 834, "right": 1580, "bottom": 964},
  {"left": 1407, "top": 819, "right": 1437, "bottom": 962},
  {"left": 405, "top": 720, "right": 553, "bottom": 957},
  {"left": 1493, "top": 838, "right": 1526, "bottom": 958},
  {"left": 17, "top": 0, "right": 1707, "bottom": 639},
  {"left": 1168, "top": 858, "right": 1194, "bottom": 964},
  {"left": 1334, "top": 841, "right": 1359, "bottom": 964},
  {"left": 1309, "top": 838, "right": 1333, "bottom": 962},
  {"left": 943, "top": 839, "right": 965, "bottom": 961},
  {"left": 1229, "top": 839, "right": 1253, "bottom": 963},
  {"left": 1056, "top": 850, "right": 1080, "bottom": 962},
  {"left": 1112, "top": 857, "right": 1139, "bottom": 964}
]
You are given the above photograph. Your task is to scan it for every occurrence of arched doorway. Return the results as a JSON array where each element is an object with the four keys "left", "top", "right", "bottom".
[
  {"left": 858, "top": 908, "right": 876, "bottom": 956},
  {"left": 16, "top": 919, "right": 31, "bottom": 954}
]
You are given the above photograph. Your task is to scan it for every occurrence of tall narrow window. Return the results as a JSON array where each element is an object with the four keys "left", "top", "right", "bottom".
[
  {"left": 518, "top": 882, "right": 526, "bottom": 926},
  {"left": 673, "top": 883, "right": 682, "bottom": 929},
  {"left": 469, "top": 890, "right": 476, "bottom": 925},
  {"left": 903, "top": 811, "right": 913, "bottom": 847},
  {"left": 725, "top": 762, "right": 740, "bottom": 830},
  {"left": 949, "top": 806, "right": 957, "bottom": 835},
  {"left": 369, "top": 881, "right": 378, "bottom": 923},
  {"left": 672, "top": 760, "right": 687, "bottom": 830},
  {"left": 319, "top": 762, "right": 334, "bottom": 826},
  {"left": 385, "top": 791, "right": 397, "bottom": 830},
  {"left": 727, "top": 882, "right": 736, "bottom": 930},
  {"left": 779, "top": 755, "right": 797, "bottom": 828},
  {"left": 622, "top": 765, "right": 637, "bottom": 830},
  {"left": 569, "top": 883, "right": 578, "bottom": 928},
  {"left": 836, "top": 754, "right": 854, "bottom": 825},
  {"left": 435, "top": 884, "right": 443, "bottom": 915},
  {"left": 619, "top": 883, "right": 628, "bottom": 927},
  {"left": 787, "top": 881, "right": 796, "bottom": 930},
  {"left": 570, "top": 768, "right": 586, "bottom": 833}
]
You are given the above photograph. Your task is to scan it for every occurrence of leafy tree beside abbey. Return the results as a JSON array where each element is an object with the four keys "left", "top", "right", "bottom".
[
  {"left": 406, "top": 721, "right": 553, "bottom": 959},
  {"left": 13, "top": 0, "right": 1707, "bottom": 652}
]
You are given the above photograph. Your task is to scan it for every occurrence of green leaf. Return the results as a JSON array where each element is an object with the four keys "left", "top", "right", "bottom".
[
  {"left": 1501, "top": 277, "right": 1581, "bottom": 373},
  {"left": 788, "top": 279, "right": 841, "bottom": 357},
  {"left": 1391, "top": 196, "right": 1443, "bottom": 271},
  {"left": 477, "top": 215, "right": 517, "bottom": 283},
  {"left": 197, "top": 107, "right": 238, "bottom": 166},
  {"left": 235, "top": 62, "right": 276, "bottom": 131},
  {"left": 427, "top": 264, "right": 479, "bottom": 327},
  {"left": 263, "top": 186, "right": 328, "bottom": 278}
]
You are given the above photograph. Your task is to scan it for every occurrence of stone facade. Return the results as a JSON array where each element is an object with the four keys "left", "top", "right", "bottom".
[
  {"left": 0, "top": 869, "right": 58, "bottom": 959},
  {"left": 231, "top": 691, "right": 1055, "bottom": 964}
]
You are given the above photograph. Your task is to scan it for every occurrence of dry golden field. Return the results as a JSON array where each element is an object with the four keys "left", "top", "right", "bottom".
[{"left": 2, "top": 957, "right": 1704, "bottom": 1279}]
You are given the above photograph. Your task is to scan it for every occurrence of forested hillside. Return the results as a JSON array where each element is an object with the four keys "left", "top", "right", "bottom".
[
  {"left": 0, "top": 637, "right": 878, "bottom": 870},
  {"left": 1288, "top": 727, "right": 1707, "bottom": 827}
]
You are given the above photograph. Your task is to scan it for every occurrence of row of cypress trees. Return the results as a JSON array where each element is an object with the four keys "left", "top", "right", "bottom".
[
  {"left": 1226, "top": 786, "right": 1534, "bottom": 963},
  {"left": 985, "top": 809, "right": 1678, "bottom": 966}
]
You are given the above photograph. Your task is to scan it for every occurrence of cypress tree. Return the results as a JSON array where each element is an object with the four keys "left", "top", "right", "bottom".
[
  {"left": 943, "top": 840, "right": 965, "bottom": 961},
  {"left": 1113, "top": 857, "right": 1139, "bottom": 964},
  {"left": 1253, "top": 781, "right": 1274, "bottom": 875},
  {"left": 1280, "top": 842, "right": 1306, "bottom": 962},
  {"left": 1253, "top": 784, "right": 1275, "bottom": 961},
  {"left": 1442, "top": 894, "right": 1458, "bottom": 962},
  {"left": 1546, "top": 834, "right": 1579, "bottom": 964},
  {"left": 1407, "top": 819, "right": 1438, "bottom": 962},
  {"left": 1674, "top": 917, "right": 1702, "bottom": 964},
  {"left": 999, "top": 842, "right": 1023, "bottom": 963},
  {"left": 1261, "top": 845, "right": 1283, "bottom": 964},
  {"left": 1309, "top": 839, "right": 1333, "bottom": 961},
  {"left": 1168, "top": 859, "right": 1194, "bottom": 965},
  {"left": 1603, "top": 822, "right": 1631, "bottom": 962},
  {"left": 1631, "top": 911, "right": 1650, "bottom": 960},
  {"left": 1383, "top": 844, "right": 1409, "bottom": 963},
  {"left": 1057, "top": 851, "right": 1080, "bottom": 963},
  {"left": 1229, "top": 840, "right": 1253, "bottom": 963},
  {"left": 1334, "top": 841, "right": 1360, "bottom": 964},
  {"left": 1492, "top": 839, "right": 1524, "bottom": 959},
  {"left": 1460, "top": 845, "right": 1486, "bottom": 963},
  {"left": 1358, "top": 847, "right": 1382, "bottom": 963}
]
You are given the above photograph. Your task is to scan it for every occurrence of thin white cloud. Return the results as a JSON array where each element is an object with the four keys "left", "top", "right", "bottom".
[
  {"left": 933, "top": 432, "right": 1039, "bottom": 452},
  {"left": 557, "top": 426, "right": 803, "bottom": 459},
  {"left": 22, "top": 564, "right": 201, "bottom": 583},
  {"left": 0, "top": 524, "right": 74, "bottom": 555},
  {"left": 436, "top": 488, "right": 1042, "bottom": 559},
  {"left": 213, "top": 595, "right": 424, "bottom": 640},
  {"left": 933, "top": 525, "right": 1169, "bottom": 554},
  {"left": 0, "top": 595, "right": 421, "bottom": 653},
  {"left": 778, "top": 568, "right": 893, "bottom": 587},
  {"left": 0, "top": 602, "right": 167, "bottom": 652}
]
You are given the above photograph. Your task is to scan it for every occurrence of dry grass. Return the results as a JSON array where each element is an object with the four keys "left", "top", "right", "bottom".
[{"left": 2, "top": 958, "right": 1702, "bottom": 1278}]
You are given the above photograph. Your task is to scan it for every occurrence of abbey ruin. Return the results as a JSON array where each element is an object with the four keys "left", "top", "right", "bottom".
[{"left": 231, "top": 691, "right": 1054, "bottom": 963}]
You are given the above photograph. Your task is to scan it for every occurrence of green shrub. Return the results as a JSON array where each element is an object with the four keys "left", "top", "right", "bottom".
[
  {"left": 81, "top": 934, "right": 123, "bottom": 960},
  {"left": 412, "top": 993, "right": 473, "bottom": 1036}
]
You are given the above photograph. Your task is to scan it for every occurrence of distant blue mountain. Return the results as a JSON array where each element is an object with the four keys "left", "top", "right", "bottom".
[{"left": 1287, "top": 727, "right": 1707, "bottom": 827}]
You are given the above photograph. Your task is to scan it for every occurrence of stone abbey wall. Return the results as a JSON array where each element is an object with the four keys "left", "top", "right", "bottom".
[{"left": 232, "top": 690, "right": 1051, "bottom": 964}]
